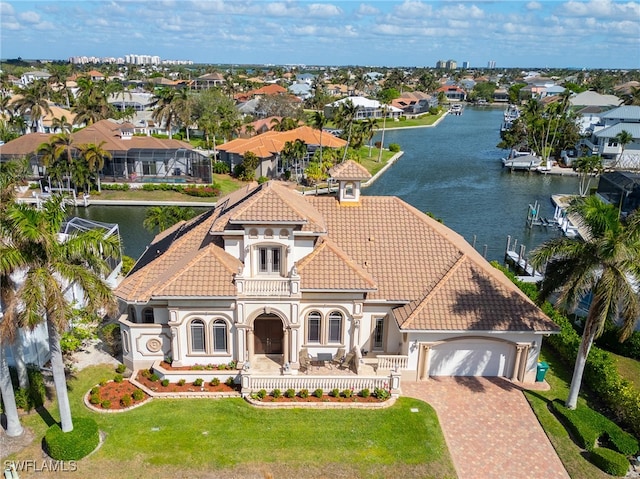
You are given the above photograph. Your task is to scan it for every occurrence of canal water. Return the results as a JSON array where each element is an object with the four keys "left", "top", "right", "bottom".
[{"left": 71, "top": 107, "right": 580, "bottom": 262}]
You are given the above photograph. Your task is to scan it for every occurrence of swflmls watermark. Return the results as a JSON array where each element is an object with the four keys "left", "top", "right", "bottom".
[{"left": 4, "top": 459, "right": 78, "bottom": 473}]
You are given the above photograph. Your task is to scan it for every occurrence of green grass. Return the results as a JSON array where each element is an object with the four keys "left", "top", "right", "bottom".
[
  {"left": 523, "top": 347, "right": 616, "bottom": 479},
  {"left": 384, "top": 111, "right": 445, "bottom": 129},
  {"left": 12, "top": 365, "right": 455, "bottom": 479},
  {"left": 610, "top": 351, "right": 640, "bottom": 392}
]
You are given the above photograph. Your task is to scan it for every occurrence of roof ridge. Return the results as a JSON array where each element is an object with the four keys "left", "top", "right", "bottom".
[{"left": 321, "top": 237, "right": 376, "bottom": 287}]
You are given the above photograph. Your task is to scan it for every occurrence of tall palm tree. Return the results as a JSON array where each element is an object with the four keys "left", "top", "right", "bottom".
[
  {"left": 614, "top": 130, "right": 634, "bottom": 168},
  {"left": 12, "top": 80, "right": 52, "bottom": 133},
  {"left": 361, "top": 117, "right": 378, "bottom": 157},
  {"left": 143, "top": 205, "right": 196, "bottom": 233},
  {"left": 1, "top": 196, "right": 120, "bottom": 432},
  {"left": 151, "top": 87, "right": 179, "bottom": 139},
  {"left": 77, "top": 142, "right": 111, "bottom": 192},
  {"left": 530, "top": 196, "right": 640, "bottom": 409},
  {"left": 51, "top": 133, "right": 75, "bottom": 192},
  {"left": 51, "top": 114, "right": 72, "bottom": 134},
  {"left": 335, "top": 99, "right": 359, "bottom": 162},
  {"left": 309, "top": 111, "right": 327, "bottom": 162}
]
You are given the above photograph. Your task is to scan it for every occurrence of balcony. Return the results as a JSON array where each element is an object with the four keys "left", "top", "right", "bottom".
[{"left": 235, "top": 277, "right": 300, "bottom": 297}]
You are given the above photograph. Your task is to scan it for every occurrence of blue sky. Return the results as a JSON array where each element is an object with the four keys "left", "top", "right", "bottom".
[{"left": 1, "top": 0, "right": 639, "bottom": 69}]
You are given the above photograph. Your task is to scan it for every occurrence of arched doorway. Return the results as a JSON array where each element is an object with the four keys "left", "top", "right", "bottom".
[{"left": 253, "top": 314, "right": 284, "bottom": 354}]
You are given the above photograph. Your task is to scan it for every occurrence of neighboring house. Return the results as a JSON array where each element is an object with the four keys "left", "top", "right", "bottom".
[
  {"left": 0, "top": 119, "right": 212, "bottom": 183},
  {"left": 580, "top": 105, "right": 640, "bottom": 168},
  {"left": 391, "top": 92, "right": 437, "bottom": 115},
  {"left": 569, "top": 91, "right": 622, "bottom": 109},
  {"left": 492, "top": 88, "right": 509, "bottom": 103},
  {"left": 596, "top": 171, "right": 640, "bottom": 218},
  {"left": 540, "top": 85, "right": 566, "bottom": 98},
  {"left": 19, "top": 70, "right": 51, "bottom": 86},
  {"left": 217, "top": 125, "right": 347, "bottom": 178},
  {"left": 324, "top": 96, "right": 403, "bottom": 121},
  {"left": 192, "top": 72, "right": 226, "bottom": 90},
  {"left": 115, "top": 163, "right": 558, "bottom": 392},
  {"left": 288, "top": 83, "right": 312, "bottom": 100},
  {"left": 108, "top": 92, "right": 154, "bottom": 112},
  {"left": 436, "top": 85, "right": 466, "bottom": 102}
]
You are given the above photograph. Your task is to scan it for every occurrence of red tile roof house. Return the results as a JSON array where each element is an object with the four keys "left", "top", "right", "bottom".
[{"left": 116, "top": 161, "right": 558, "bottom": 395}]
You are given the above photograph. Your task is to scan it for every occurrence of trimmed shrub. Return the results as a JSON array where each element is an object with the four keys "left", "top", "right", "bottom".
[
  {"left": 212, "top": 161, "right": 230, "bottom": 174},
  {"left": 330, "top": 388, "right": 340, "bottom": 398},
  {"left": 313, "top": 388, "right": 323, "bottom": 399},
  {"left": 257, "top": 176, "right": 268, "bottom": 185},
  {"left": 284, "top": 388, "right": 295, "bottom": 398},
  {"left": 99, "top": 378, "right": 107, "bottom": 387},
  {"left": 115, "top": 364, "right": 126, "bottom": 374},
  {"left": 193, "top": 378, "right": 204, "bottom": 387},
  {"left": 589, "top": 448, "right": 630, "bottom": 477},
  {"left": 225, "top": 377, "right": 235, "bottom": 387},
  {"left": 101, "top": 183, "right": 130, "bottom": 191},
  {"left": 140, "top": 369, "right": 152, "bottom": 379},
  {"left": 114, "top": 374, "right": 123, "bottom": 383},
  {"left": 89, "top": 394, "right": 100, "bottom": 405},
  {"left": 44, "top": 417, "right": 99, "bottom": 460},
  {"left": 132, "top": 389, "right": 145, "bottom": 401},
  {"left": 210, "top": 377, "right": 220, "bottom": 386},
  {"left": 388, "top": 143, "right": 401, "bottom": 152},
  {"left": 272, "top": 388, "right": 282, "bottom": 399},
  {"left": 256, "top": 389, "right": 267, "bottom": 400},
  {"left": 177, "top": 379, "right": 186, "bottom": 386},
  {"left": 90, "top": 386, "right": 100, "bottom": 396},
  {"left": 342, "top": 389, "right": 353, "bottom": 398},
  {"left": 360, "top": 388, "right": 370, "bottom": 398},
  {"left": 149, "top": 373, "right": 159, "bottom": 382},
  {"left": 299, "top": 388, "right": 309, "bottom": 399},
  {"left": 120, "top": 395, "right": 132, "bottom": 408},
  {"left": 160, "top": 379, "right": 169, "bottom": 387},
  {"left": 101, "top": 400, "right": 111, "bottom": 409},
  {"left": 373, "top": 387, "right": 391, "bottom": 400}
]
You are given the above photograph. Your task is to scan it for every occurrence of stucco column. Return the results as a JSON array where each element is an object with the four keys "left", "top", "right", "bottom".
[
  {"left": 519, "top": 344, "right": 530, "bottom": 382},
  {"left": 512, "top": 344, "right": 524, "bottom": 382},
  {"left": 170, "top": 326, "right": 181, "bottom": 366},
  {"left": 419, "top": 344, "right": 432, "bottom": 381},
  {"left": 236, "top": 327, "right": 246, "bottom": 363},
  {"left": 283, "top": 328, "right": 290, "bottom": 365},
  {"left": 247, "top": 329, "right": 254, "bottom": 365}
]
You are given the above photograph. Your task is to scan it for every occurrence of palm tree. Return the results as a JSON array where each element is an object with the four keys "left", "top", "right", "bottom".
[
  {"left": 143, "top": 205, "right": 196, "bottom": 233},
  {"left": 174, "top": 88, "right": 194, "bottom": 141},
  {"left": 530, "top": 196, "right": 640, "bottom": 409},
  {"left": 151, "top": 87, "right": 178, "bottom": 139},
  {"left": 621, "top": 86, "right": 640, "bottom": 106},
  {"left": 12, "top": 80, "right": 52, "bottom": 133},
  {"left": 51, "top": 114, "right": 72, "bottom": 134},
  {"left": 1, "top": 196, "right": 120, "bottom": 432},
  {"left": 572, "top": 155, "right": 603, "bottom": 197},
  {"left": 77, "top": 142, "right": 111, "bottom": 192},
  {"left": 614, "top": 130, "right": 634, "bottom": 168},
  {"left": 51, "top": 133, "right": 75, "bottom": 192},
  {"left": 309, "top": 111, "right": 327, "bottom": 162},
  {"left": 335, "top": 99, "right": 359, "bottom": 162},
  {"left": 361, "top": 117, "right": 378, "bottom": 157}
]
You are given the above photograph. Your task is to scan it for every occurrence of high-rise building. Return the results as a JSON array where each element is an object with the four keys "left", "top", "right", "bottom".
[
  {"left": 487, "top": 60, "right": 496, "bottom": 69},
  {"left": 445, "top": 59, "right": 457, "bottom": 70},
  {"left": 462, "top": 61, "right": 470, "bottom": 69}
]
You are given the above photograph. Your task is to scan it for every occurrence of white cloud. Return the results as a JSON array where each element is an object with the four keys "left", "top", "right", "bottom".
[
  {"left": 307, "top": 3, "right": 342, "bottom": 18},
  {"left": 393, "top": 0, "right": 433, "bottom": 17},
  {"left": 357, "top": 3, "right": 379, "bottom": 16},
  {"left": 526, "top": 1, "right": 542, "bottom": 10},
  {"left": 18, "top": 11, "right": 40, "bottom": 23},
  {"left": 440, "top": 4, "right": 484, "bottom": 20},
  {"left": 34, "top": 21, "right": 55, "bottom": 31},
  {"left": 0, "top": 1, "right": 14, "bottom": 15}
]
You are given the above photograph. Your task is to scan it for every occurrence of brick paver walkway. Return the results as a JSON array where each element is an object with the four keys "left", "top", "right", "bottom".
[{"left": 403, "top": 377, "right": 570, "bottom": 479}]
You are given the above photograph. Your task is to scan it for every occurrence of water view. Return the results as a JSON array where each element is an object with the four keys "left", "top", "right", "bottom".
[{"left": 71, "top": 107, "right": 580, "bottom": 262}]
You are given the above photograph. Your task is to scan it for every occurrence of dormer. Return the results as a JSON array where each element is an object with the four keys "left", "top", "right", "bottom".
[
  {"left": 328, "top": 160, "right": 372, "bottom": 205},
  {"left": 119, "top": 123, "right": 135, "bottom": 140}
]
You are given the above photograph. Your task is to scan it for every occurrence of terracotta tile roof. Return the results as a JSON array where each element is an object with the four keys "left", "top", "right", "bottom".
[
  {"left": 0, "top": 133, "right": 52, "bottom": 157},
  {"left": 329, "top": 160, "right": 372, "bottom": 180},
  {"left": 249, "top": 84, "right": 288, "bottom": 96},
  {"left": 296, "top": 237, "right": 376, "bottom": 291},
  {"left": 117, "top": 181, "right": 556, "bottom": 333},
  {"left": 211, "top": 181, "right": 327, "bottom": 233}
]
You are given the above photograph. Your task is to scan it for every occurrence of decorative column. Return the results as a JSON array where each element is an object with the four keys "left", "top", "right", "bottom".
[
  {"left": 419, "top": 343, "right": 432, "bottom": 381},
  {"left": 236, "top": 327, "right": 246, "bottom": 364},
  {"left": 247, "top": 329, "right": 254, "bottom": 365},
  {"left": 283, "top": 328, "right": 290, "bottom": 365},
  {"left": 512, "top": 344, "right": 524, "bottom": 382},
  {"left": 170, "top": 326, "right": 181, "bottom": 366}
]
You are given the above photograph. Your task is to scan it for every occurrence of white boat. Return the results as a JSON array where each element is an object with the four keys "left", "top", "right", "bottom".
[
  {"left": 449, "top": 104, "right": 463, "bottom": 115},
  {"left": 502, "top": 151, "right": 542, "bottom": 170}
]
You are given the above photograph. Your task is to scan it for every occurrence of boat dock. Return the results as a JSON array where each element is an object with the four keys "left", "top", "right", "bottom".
[{"left": 504, "top": 235, "right": 543, "bottom": 283}]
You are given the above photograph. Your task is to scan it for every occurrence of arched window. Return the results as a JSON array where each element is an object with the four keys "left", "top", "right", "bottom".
[
  {"left": 264, "top": 228, "right": 273, "bottom": 238},
  {"left": 212, "top": 319, "right": 227, "bottom": 353},
  {"left": 129, "top": 307, "right": 137, "bottom": 323},
  {"left": 190, "top": 319, "right": 206, "bottom": 353},
  {"left": 307, "top": 311, "right": 321, "bottom": 343},
  {"left": 328, "top": 311, "right": 343, "bottom": 343},
  {"left": 279, "top": 229, "right": 289, "bottom": 238},
  {"left": 143, "top": 308, "right": 154, "bottom": 324},
  {"left": 249, "top": 228, "right": 259, "bottom": 238}
]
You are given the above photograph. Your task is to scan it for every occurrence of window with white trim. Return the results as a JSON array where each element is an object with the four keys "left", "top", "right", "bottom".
[
  {"left": 190, "top": 319, "right": 206, "bottom": 353},
  {"left": 143, "top": 308, "right": 154, "bottom": 324},
  {"left": 258, "top": 246, "right": 282, "bottom": 275},
  {"left": 212, "top": 319, "right": 227, "bottom": 352},
  {"left": 307, "top": 311, "right": 321, "bottom": 343},
  {"left": 328, "top": 311, "right": 343, "bottom": 343}
]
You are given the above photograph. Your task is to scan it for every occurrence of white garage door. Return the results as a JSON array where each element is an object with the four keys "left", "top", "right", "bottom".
[{"left": 429, "top": 339, "right": 514, "bottom": 377}]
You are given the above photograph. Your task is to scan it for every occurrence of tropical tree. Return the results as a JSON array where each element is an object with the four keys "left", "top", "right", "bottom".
[
  {"left": 51, "top": 114, "right": 72, "bottom": 134},
  {"left": 530, "top": 196, "right": 640, "bottom": 409},
  {"left": 614, "top": 130, "right": 634, "bottom": 168},
  {"left": 12, "top": 80, "right": 52, "bottom": 132},
  {"left": 280, "top": 139, "right": 307, "bottom": 180},
  {"left": 77, "top": 142, "right": 111, "bottom": 192},
  {"left": 621, "top": 86, "right": 640, "bottom": 106},
  {"left": 309, "top": 111, "right": 327, "bottom": 161},
  {"left": 151, "top": 87, "right": 179, "bottom": 139},
  {"left": 143, "top": 205, "right": 196, "bottom": 233},
  {"left": 1, "top": 195, "right": 120, "bottom": 432},
  {"left": 572, "top": 155, "right": 603, "bottom": 197},
  {"left": 334, "top": 99, "right": 359, "bottom": 162}
]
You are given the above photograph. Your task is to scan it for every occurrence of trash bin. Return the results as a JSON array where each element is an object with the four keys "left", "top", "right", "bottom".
[{"left": 536, "top": 361, "right": 549, "bottom": 382}]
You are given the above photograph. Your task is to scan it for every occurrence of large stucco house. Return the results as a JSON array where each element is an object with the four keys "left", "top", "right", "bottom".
[{"left": 116, "top": 161, "right": 558, "bottom": 391}]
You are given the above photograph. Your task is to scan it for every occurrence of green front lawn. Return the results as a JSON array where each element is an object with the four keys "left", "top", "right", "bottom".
[
  {"left": 524, "top": 347, "right": 618, "bottom": 479},
  {"left": 12, "top": 365, "right": 455, "bottom": 479}
]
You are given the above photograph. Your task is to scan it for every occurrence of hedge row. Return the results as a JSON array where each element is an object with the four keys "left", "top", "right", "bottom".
[
  {"left": 44, "top": 417, "right": 99, "bottom": 460},
  {"left": 492, "top": 262, "right": 640, "bottom": 440},
  {"left": 550, "top": 400, "right": 638, "bottom": 454},
  {"left": 590, "top": 448, "right": 631, "bottom": 477},
  {"left": 597, "top": 325, "right": 640, "bottom": 361}
]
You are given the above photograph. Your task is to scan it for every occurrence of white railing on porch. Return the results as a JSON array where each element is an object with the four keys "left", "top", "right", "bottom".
[
  {"left": 376, "top": 355, "right": 409, "bottom": 371},
  {"left": 241, "top": 278, "right": 291, "bottom": 296},
  {"left": 241, "top": 374, "right": 395, "bottom": 395}
]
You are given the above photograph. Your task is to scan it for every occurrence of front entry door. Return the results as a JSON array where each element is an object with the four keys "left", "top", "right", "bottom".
[{"left": 254, "top": 316, "right": 283, "bottom": 354}]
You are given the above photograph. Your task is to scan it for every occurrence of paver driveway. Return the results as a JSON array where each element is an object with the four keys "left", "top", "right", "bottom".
[{"left": 403, "top": 377, "right": 570, "bottom": 479}]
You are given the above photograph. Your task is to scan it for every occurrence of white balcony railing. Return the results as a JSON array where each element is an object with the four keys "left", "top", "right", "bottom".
[
  {"left": 242, "top": 278, "right": 291, "bottom": 296},
  {"left": 376, "top": 355, "right": 409, "bottom": 371},
  {"left": 241, "top": 373, "right": 396, "bottom": 396}
]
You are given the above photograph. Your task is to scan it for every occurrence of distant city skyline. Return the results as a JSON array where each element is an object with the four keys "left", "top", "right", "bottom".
[{"left": 1, "top": 0, "right": 639, "bottom": 69}]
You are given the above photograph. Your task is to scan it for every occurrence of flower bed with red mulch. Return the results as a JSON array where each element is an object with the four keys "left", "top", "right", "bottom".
[
  {"left": 136, "top": 370, "right": 239, "bottom": 394},
  {"left": 86, "top": 380, "right": 149, "bottom": 411},
  {"left": 156, "top": 361, "right": 236, "bottom": 371}
]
